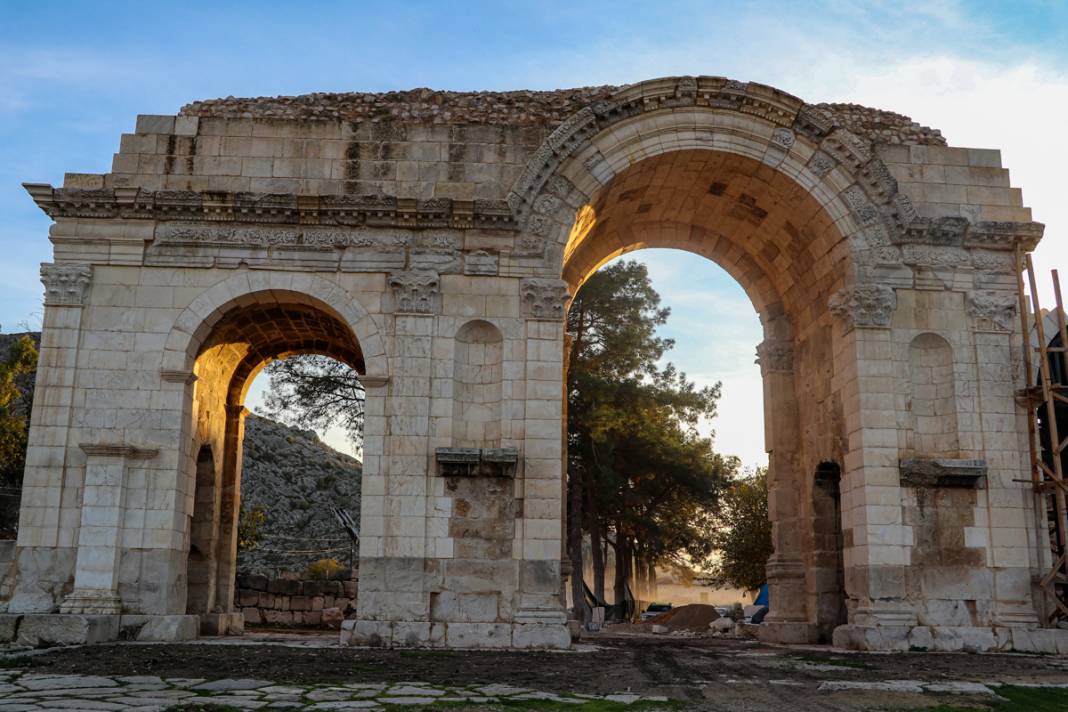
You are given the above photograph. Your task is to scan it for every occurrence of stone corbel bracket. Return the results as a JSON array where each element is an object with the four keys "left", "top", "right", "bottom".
[
  {"left": 435, "top": 447, "right": 519, "bottom": 478},
  {"left": 899, "top": 458, "right": 987, "bottom": 489}
]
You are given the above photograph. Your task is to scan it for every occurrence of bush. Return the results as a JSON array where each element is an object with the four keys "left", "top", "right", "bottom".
[{"left": 304, "top": 558, "right": 346, "bottom": 580}]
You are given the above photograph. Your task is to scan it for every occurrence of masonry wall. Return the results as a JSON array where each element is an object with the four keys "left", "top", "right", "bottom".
[{"left": 235, "top": 574, "right": 356, "bottom": 628}]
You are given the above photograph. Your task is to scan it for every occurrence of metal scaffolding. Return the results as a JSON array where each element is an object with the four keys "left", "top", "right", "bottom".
[{"left": 1016, "top": 249, "right": 1068, "bottom": 622}]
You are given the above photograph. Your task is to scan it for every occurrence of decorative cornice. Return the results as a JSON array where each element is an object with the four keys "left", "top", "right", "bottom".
[
  {"left": 967, "top": 290, "right": 1018, "bottom": 332},
  {"left": 520, "top": 278, "right": 571, "bottom": 320},
  {"left": 828, "top": 284, "right": 896, "bottom": 331},
  {"left": 79, "top": 443, "right": 159, "bottom": 459},
  {"left": 755, "top": 339, "right": 794, "bottom": 376},
  {"left": 22, "top": 184, "right": 518, "bottom": 232},
  {"left": 40, "top": 263, "right": 92, "bottom": 307},
  {"left": 900, "top": 216, "right": 1043, "bottom": 251},
  {"left": 388, "top": 269, "right": 440, "bottom": 315}
]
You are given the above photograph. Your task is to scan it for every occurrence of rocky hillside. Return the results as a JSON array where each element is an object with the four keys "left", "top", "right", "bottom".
[{"left": 238, "top": 414, "right": 362, "bottom": 576}]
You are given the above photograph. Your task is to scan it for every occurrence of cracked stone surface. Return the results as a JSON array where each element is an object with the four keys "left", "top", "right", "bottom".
[{"left": 0, "top": 669, "right": 671, "bottom": 710}]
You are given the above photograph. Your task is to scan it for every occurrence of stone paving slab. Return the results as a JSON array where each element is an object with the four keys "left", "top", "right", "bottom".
[
  {"left": 3, "top": 665, "right": 1066, "bottom": 710},
  {"left": 0, "top": 669, "right": 676, "bottom": 710}
]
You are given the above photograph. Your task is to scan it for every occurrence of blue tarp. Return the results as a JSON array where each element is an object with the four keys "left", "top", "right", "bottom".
[{"left": 753, "top": 583, "right": 768, "bottom": 607}]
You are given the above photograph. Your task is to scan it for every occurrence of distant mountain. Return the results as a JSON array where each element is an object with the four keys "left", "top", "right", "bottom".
[{"left": 238, "top": 414, "right": 362, "bottom": 576}]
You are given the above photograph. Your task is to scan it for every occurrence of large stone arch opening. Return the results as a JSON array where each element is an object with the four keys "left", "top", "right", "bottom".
[
  {"left": 552, "top": 141, "right": 856, "bottom": 640},
  {"left": 182, "top": 291, "right": 366, "bottom": 632}
]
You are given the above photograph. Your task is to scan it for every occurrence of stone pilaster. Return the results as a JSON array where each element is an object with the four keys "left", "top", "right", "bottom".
[
  {"left": 755, "top": 337, "right": 809, "bottom": 634},
  {"left": 61, "top": 444, "right": 157, "bottom": 615}
]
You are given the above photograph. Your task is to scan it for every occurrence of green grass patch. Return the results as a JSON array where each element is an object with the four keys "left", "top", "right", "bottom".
[
  {"left": 387, "top": 699, "right": 682, "bottom": 711},
  {"left": 890, "top": 685, "right": 1068, "bottom": 712},
  {"left": 0, "top": 656, "right": 33, "bottom": 669}
]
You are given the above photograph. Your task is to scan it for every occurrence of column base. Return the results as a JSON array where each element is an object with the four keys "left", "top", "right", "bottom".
[
  {"left": 59, "top": 589, "right": 122, "bottom": 615},
  {"left": 200, "top": 612, "right": 245, "bottom": 636},
  {"left": 755, "top": 621, "right": 819, "bottom": 645}
]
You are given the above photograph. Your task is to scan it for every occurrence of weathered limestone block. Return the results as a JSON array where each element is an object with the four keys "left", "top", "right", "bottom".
[
  {"left": 512, "top": 623, "right": 571, "bottom": 649},
  {"left": 7, "top": 546, "right": 77, "bottom": 614},
  {"left": 445, "top": 622, "right": 513, "bottom": 649},
  {"left": 119, "top": 614, "right": 199, "bottom": 642},
  {"left": 0, "top": 613, "right": 21, "bottom": 642},
  {"left": 16, "top": 614, "right": 120, "bottom": 647}
]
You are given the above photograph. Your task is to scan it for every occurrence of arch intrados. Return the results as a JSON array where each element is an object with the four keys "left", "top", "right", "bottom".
[
  {"left": 162, "top": 272, "right": 389, "bottom": 378},
  {"left": 561, "top": 148, "right": 847, "bottom": 323},
  {"left": 190, "top": 298, "right": 365, "bottom": 408}
]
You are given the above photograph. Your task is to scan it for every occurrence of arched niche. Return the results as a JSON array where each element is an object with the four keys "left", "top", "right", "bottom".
[
  {"left": 906, "top": 333, "right": 959, "bottom": 458},
  {"left": 452, "top": 320, "right": 504, "bottom": 448}
]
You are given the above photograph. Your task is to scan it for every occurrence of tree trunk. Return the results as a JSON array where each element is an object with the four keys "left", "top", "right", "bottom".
[
  {"left": 591, "top": 520, "right": 605, "bottom": 605},
  {"left": 646, "top": 560, "right": 657, "bottom": 600},
  {"left": 613, "top": 527, "right": 627, "bottom": 613},
  {"left": 568, "top": 472, "right": 588, "bottom": 626},
  {"left": 633, "top": 551, "right": 644, "bottom": 601}
]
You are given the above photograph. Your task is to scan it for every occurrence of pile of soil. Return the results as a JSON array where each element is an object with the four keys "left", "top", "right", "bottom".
[{"left": 641, "top": 603, "right": 721, "bottom": 632}]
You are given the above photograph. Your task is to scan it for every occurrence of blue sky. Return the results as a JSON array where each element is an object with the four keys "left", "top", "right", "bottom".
[{"left": 2, "top": 1, "right": 1067, "bottom": 466}]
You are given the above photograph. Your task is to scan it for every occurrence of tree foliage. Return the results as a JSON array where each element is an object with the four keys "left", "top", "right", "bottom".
[
  {"left": 566, "top": 261, "right": 738, "bottom": 616},
  {"left": 706, "top": 468, "right": 772, "bottom": 592},
  {"left": 237, "top": 504, "right": 268, "bottom": 551},
  {"left": 0, "top": 334, "right": 38, "bottom": 489},
  {"left": 259, "top": 355, "right": 365, "bottom": 453}
]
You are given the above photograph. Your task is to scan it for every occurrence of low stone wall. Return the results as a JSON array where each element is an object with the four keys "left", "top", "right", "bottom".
[{"left": 235, "top": 574, "right": 356, "bottom": 628}]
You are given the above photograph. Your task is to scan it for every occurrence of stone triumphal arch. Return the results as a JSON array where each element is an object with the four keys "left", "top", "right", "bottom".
[{"left": 3, "top": 76, "right": 1064, "bottom": 652}]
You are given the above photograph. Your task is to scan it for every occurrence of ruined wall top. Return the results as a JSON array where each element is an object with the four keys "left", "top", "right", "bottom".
[{"left": 179, "top": 82, "right": 946, "bottom": 146}]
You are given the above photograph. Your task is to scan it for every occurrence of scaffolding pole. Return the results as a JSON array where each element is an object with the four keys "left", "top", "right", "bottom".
[{"left": 1018, "top": 251, "right": 1068, "bottom": 622}]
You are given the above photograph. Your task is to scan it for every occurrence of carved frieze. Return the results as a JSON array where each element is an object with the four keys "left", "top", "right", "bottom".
[
  {"left": 40, "top": 263, "right": 92, "bottom": 307},
  {"left": 388, "top": 270, "right": 440, "bottom": 315},
  {"left": 967, "top": 290, "right": 1018, "bottom": 332},
  {"left": 520, "top": 278, "right": 571, "bottom": 320},
  {"left": 464, "top": 250, "right": 499, "bottom": 276},
  {"left": 828, "top": 284, "right": 896, "bottom": 330},
  {"left": 755, "top": 339, "right": 794, "bottom": 376}
]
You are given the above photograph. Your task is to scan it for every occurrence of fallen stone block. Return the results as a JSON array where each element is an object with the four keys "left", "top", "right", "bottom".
[{"left": 16, "top": 614, "right": 120, "bottom": 647}]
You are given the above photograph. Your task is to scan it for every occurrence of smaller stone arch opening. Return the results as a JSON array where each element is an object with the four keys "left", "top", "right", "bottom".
[
  {"left": 811, "top": 461, "right": 846, "bottom": 641},
  {"left": 184, "top": 293, "right": 366, "bottom": 631},
  {"left": 187, "top": 445, "right": 218, "bottom": 615}
]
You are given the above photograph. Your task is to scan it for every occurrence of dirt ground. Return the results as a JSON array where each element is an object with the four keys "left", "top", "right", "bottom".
[{"left": 8, "top": 628, "right": 1068, "bottom": 711}]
